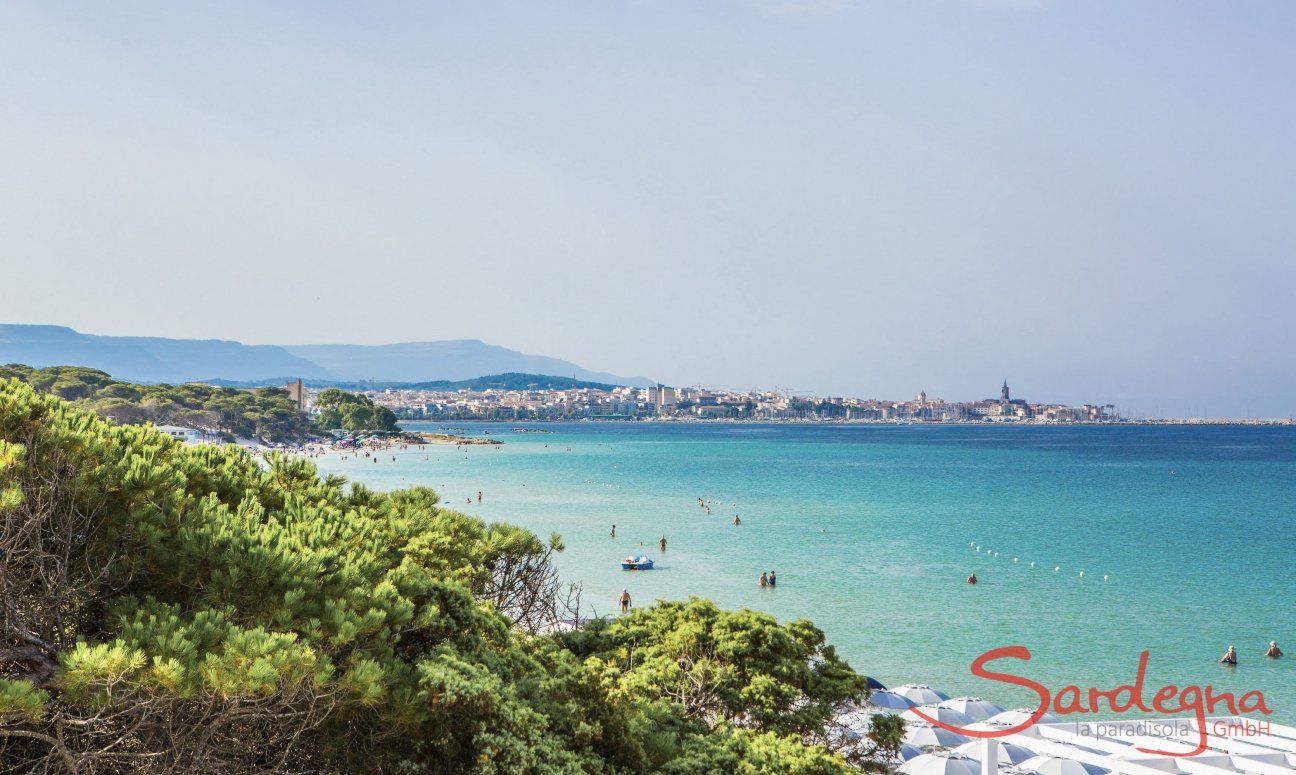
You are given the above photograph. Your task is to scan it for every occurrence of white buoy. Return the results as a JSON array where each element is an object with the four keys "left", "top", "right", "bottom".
[
  {"left": 1054, "top": 566, "right": 1060, "bottom": 572},
  {"left": 1079, "top": 570, "right": 1085, "bottom": 577},
  {"left": 970, "top": 541, "right": 975, "bottom": 547},
  {"left": 994, "top": 552, "right": 999, "bottom": 557},
  {"left": 975, "top": 545, "right": 981, "bottom": 551},
  {"left": 1013, "top": 557, "right": 1019, "bottom": 563},
  {"left": 1103, "top": 575, "right": 1109, "bottom": 582},
  {"left": 1029, "top": 561, "right": 1035, "bottom": 567}
]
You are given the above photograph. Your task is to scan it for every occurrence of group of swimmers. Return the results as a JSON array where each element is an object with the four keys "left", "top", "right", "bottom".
[
  {"left": 1220, "top": 642, "right": 1283, "bottom": 665},
  {"left": 759, "top": 570, "right": 777, "bottom": 588}
]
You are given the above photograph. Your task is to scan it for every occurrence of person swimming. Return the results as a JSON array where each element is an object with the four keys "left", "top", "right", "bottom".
[
  {"left": 1266, "top": 641, "right": 1283, "bottom": 658},
  {"left": 967, "top": 572, "right": 978, "bottom": 584},
  {"left": 759, "top": 571, "right": 768, "bottom": 587},
  {"left": 1220, "top": 645, "right": 1238, "bottom": 665}
]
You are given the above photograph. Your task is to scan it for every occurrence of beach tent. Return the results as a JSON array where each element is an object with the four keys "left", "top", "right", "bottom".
[
  {"left": 898, "top": 752, "right": 982, "bottom": 775},
  {"left": 867, "top": 690, "right": 917, "bottom": 711},
  {"left": 1015, "top": 755, "right": 1109, "bottom": 775},
  {"left": 953, "top": 740, "right": 1037, "bottom": 766},
  {"left": 903, "top": 722, "right": 970, "bottom": 749},
  {"left": 902, "top": 705, "right": 974, "bottom": 728},
  {"left": 939, "top": 696, "right": 1005, "bottom": 722},
  {"left": 894, "top": 683, "right": 952, "bottom": 705}
]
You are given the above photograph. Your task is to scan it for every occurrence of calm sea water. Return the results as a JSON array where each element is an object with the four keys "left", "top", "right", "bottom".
[{"left": 313, "top": 422, "right": 1296, "bottom": 720}]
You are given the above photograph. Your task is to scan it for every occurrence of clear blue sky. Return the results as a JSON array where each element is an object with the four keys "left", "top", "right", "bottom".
[{"left": 1, "top": 1, "right": 1292, "bottom": 416}]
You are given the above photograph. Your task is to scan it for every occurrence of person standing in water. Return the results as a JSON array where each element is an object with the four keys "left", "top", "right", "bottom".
[
  {"left": 619, "top": 589, "right": 631, "bottom": 613},
  {"left": 768, "top": 570, "right": 776, "bottom": 587},
  {"left": 759, "top": 571, "right": 768, "bottom": 588},
  {"left": 733, "top": 515, "right": 741, "bottom": 525},
  {"left": 659, "top": 535, "right": 667, "bottom": 552},
  {"left": 477, "top": 491, "right": 482, "bottom": 503},
  {"left": 967, "top": 572, "right": 977, "bottom": 584},
  {"left": 1266, "top": 641, "right": 1283, "bottom": 658},
  {"left": 1220, "top": 645, "right": 1238, "bottom": 665},
  {"left": 610, "top": 524, "right": 616, "bottom": 538}
]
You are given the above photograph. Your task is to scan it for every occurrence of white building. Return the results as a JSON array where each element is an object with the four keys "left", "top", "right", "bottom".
[{"left": 155, "top": 425, "right": 201, "bottom": 444}]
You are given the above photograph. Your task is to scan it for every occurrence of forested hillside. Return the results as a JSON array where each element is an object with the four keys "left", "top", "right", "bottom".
[
  {"left": 0, "top": 365, "right": 312, "bottom": 442},
  {"left": 0, "top": 380, "right": 900, "bottom": 773}
]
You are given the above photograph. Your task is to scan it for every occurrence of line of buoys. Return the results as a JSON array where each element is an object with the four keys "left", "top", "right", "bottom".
[{"left": 970, "top": 541, "right": 1111, "bottom": 584}]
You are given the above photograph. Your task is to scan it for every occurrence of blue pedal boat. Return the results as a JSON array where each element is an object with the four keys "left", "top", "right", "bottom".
[{"left": 621, "top": 556, "right": 654, "bottom": 570}]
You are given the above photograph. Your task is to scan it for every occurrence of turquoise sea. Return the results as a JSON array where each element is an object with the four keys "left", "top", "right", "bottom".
[{"left": 312, "top": 422, "right": 1296, "bottom": 720}]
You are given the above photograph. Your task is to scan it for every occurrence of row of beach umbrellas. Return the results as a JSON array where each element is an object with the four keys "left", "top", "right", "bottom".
[
  {"left": 844, "top": 681, "right": 1095, "bottom": 775},
  {"left": 899, "top": 751, "right": 1108, "bottom": 775}
]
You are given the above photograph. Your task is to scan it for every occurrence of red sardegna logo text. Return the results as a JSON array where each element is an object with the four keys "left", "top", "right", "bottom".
[{"left": 905, "top": 646, "right": 1272, "bottom": 757}]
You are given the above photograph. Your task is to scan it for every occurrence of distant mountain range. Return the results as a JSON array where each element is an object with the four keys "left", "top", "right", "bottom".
[
  {"left": 0, "top": 325, "right": 653, "bottom": 387},
  {"left": 208, "top": 373, "right": 620, "bottom": 392}
]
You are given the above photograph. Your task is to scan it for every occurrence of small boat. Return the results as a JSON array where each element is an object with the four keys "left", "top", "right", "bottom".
[{"left": 621, "top": 556, "right": 654, "bottom": 570}]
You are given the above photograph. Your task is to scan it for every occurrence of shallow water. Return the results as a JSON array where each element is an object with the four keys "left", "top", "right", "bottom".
[{"left": 313, "top": 422, "right": 1296, "bottom": 720}]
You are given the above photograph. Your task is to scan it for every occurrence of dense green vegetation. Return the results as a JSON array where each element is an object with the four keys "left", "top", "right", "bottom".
[
  {"left": 315, "top": 388, "right": 400, "bottom": 432},
  {"left": 0, "top": 364, "right": 312, "bottom": 442},
  {"left": 0, "top": 381, "right": 900, "bottom": 773}
]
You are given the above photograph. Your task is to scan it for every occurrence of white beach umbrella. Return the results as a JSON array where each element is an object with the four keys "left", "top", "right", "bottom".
[
  {"left": 895, "top": 683, "right": 952, "bottom": 705},
  {"left": 1108, "top": 749, "right": 1189, "bottom": 773},
  {"left": 868, "top": 690, "right": 918, "bottom": 711},
  {"left": 953, "top": 740, "right": 1037, "bottom": 766},
  {"left": 939, "top": 696, "right": 1005, "bottom": 722},
  {"left": 897, "top": 743, "right": 925, "bottom": 762},
  {"left": 1016, "top": 755, "right": 1108, "bottom": 775},
  {"left": 986, "top": 708, "right": 1061, "bottom": 727},
  {"left": 902, "top": 705, "right": 975, "bottom": 728},
  {"left": 903, "top": 721, "right": 970, "bottom": 749},
  {"left": 826, "top": 724, "right": 864, "bottom": 748},
  {"left": 838, "top": 708, "right": 877, "bottom": 733},
  {"left": 898, "top": 751, "right": 982, "bottom": 775},
  {"left": 962, "top": 719, "right": 1042, "bottom": 739}
]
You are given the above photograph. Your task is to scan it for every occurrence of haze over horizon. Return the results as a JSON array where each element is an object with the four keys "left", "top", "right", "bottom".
[{"left": 1, "top": 2, "right": 1293, "bottom": 417}]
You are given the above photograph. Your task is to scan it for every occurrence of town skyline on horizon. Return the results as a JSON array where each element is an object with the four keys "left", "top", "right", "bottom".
[{"left": 0, "top": 321, "right": 1283, "bottom": 420}]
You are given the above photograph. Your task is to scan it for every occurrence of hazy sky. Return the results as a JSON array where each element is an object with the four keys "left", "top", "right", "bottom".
[{"left": 2, "top": 2, "right": 1293, "bottom": 416}]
